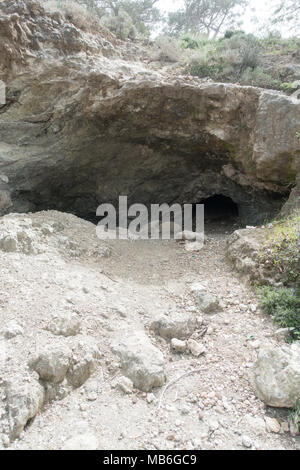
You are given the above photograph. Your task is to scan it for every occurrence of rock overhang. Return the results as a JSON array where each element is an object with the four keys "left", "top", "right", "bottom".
[{"left": 0, "top": 0, "right": 299, "bottom": 225}]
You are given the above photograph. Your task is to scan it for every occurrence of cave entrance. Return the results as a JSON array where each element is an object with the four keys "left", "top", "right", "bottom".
[{"left": 198, "top": 194, "right": 239, "bottom": 224}]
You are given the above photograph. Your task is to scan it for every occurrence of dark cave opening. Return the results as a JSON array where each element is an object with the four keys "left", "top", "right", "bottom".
[{"left": 198, "top": 194, "right": 239, "bottom": 223}]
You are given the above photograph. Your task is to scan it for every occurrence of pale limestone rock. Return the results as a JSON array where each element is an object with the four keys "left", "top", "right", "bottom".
[
  {"left": 29, "top": 345, "right": 71, "bottom": 383},
  {"left": 116, "top": 376, "right": 134, "bottom": 394},
  {"left": 112, "top": 331, "right": 166, "bottom": 392},
  {"left": 198, "top": 292, "right": 220, "bottom": 314},
  {"left": 187, "top": 339, "right": 206, "bottom": 357},
  {"left": 2, "top": 375, "right": 44, "bottom": 441},
  {"left": 47, "top": 311, "right": 81, "bottom": 337},
  {"left": 265, "top": 417, "right": 281, "bottom": 434},
  {"left": 249, "top": 343, "right": 300, "bottom": 408},
  {"left": 171, "top": 338, "right": 187, "bottom": 353},
  {"left": 150, "top": 311, "right": 197, "bottom": 340}
]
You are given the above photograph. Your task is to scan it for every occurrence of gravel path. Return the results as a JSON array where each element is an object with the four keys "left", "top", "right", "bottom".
[{"left": 0, "top": 211, "right": 298, "bottom": 450}]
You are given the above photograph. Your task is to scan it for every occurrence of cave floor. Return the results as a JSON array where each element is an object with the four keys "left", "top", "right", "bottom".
[{"left": 3, "top": 213, "right": 296, "bottom": 450}]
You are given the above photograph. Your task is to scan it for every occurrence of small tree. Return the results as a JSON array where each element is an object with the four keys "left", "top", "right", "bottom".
[
  {"left": 271, "top": 0, "right": 300, "bottom": 31},
  {"left": 166, "top": 0, "right": 249, "bottom": 38}
]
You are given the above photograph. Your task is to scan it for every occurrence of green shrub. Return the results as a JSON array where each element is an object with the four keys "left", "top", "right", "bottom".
[
  {"left": 280, "top": 82, "right": 294, "bottom": 93},
  {"left": 181, "top": 35, "right": 201, "bottom": 50},
  {"left": 223, "top": 29, "right": 245, "bottom": 40},
  {"left": 181, "top": 34, "right": 214, "bottom": 50},
  {"left": 190, "top": 63, "right": 223, "bottom": 78},
  {"left": 257, "top": 286, "right": 300, "bottom": 341},
  {"left": 239, "top": 35, "right": 261, "bottom": 71},
  {"left": 263, "top": 213, "right": 300, "bottom": 284},
  {"left": 289, "top": 403, "right": 300, "bottom": 433},
  {"left": 240, "top": 67, "right": 280, "bottom": 89}
]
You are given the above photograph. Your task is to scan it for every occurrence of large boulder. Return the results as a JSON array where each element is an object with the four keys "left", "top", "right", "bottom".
[
  {"left": 29, "top": 344, "right": 71, "bottom": 384},
  {"left": 249, "top": 343, "right": 300, "bottom": 408},
  {"left": 112, "top": 331, "right": 166, "bottom": 392},
  {"left": 28, "top": 337, "right": 101, "bottom": 399},
  {"left": 0, "top": 374, "right": 44, "bottom": 441},
  {"left": 150, "top": 311, "right": 197, "bottom": 340}
]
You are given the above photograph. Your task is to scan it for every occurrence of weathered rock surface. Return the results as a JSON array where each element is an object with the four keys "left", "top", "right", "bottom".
[
  {"left": 171, "top": 338, "right": 187, "bottom": 353},
  {"left": 226, "top": 219, "right": 300, "bottom": 286},
  {"left": 249, "top": 343, "right": 300, "bottom": 408},
  {"left": 187, "top": 339, "right": 206, "bottom": 357},
  {"left": 29, "top": 344, "right": 71, "bottom": 384},
  {"left": 47, "top": 312, "right": 81, "bottom": 337},
  {"left": 0, "top": 211, "right": 110, "bottom": 259},
  {"left": 0, "top": 1, "right": 299, "bottom": 224},
  {"left": 226, "top": 227, "right": 264, "bottom": 280},
  {"left": 197, "top": 292, "right": 220, "bottom": 314},
  {"left": 0, "top": 374, "right": 44, "bottom": 442},
  {"left": 115, "top": 376, "right": 134, "bottom": 394},
  {"left": 29, "top": 337, "right": 100, "bottom": 397},
  {"left": 112, "top": 331, "right": 166, "bottom": 392},
  {"left": 150, "top": 311, "right": 197, "bottom": 340}
]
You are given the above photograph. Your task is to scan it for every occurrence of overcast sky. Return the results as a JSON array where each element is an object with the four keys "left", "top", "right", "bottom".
[{"left": 156, "top": 0, "right": 285, "bottom": 36}]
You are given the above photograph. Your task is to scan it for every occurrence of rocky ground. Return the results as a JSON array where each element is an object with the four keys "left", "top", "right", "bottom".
[{"left": 0, "top": 210, "right": 299, "bottom": 450}]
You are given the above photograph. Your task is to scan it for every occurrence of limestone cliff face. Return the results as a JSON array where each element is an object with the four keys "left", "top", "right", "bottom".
[{"left": 0, "top": 0, "right": 299, "bottom": 224}]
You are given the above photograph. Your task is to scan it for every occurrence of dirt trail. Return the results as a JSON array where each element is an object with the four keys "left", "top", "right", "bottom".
[{"left": 1, "top": 212, "right": 297, "bottom": 450}]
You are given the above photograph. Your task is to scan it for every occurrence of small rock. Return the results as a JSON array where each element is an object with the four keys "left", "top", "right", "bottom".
[
  {"left": 112, "top": 331, "right": 166, "bottom": 392},
  {"left": 242, "top": 435, "right": 252, "bottom": 448},
  {"left": 187, "top": 339, "right": 205, "bottom": 357},
  {"left": 150, "top": 311, "right": 196, "bottom": 340},
  {"left": 171, "top": 338, "right": 186, "bottom": 353},
  {"left": 29, "top": 345, "right": 71, "bottom": 383},
  {"left": 281, "top": 421, "right": 289, "bottom": 433},
  {"left": 189, "top": 283, "right": 206, "bottom": 293},
  {"left": 116, "top": 376, "right": 133, "bottom": 394},
  {"left": 185, "top": 241, "right": 204, "bottom": 252},
  {"left": 265, "top": 417, "right": 281, "bottom": 433},
  {"left": 47, "top": 311, "right": 81, "bottom": 337},
  {"left": 198, "top": 292, "right": 220, "bottom": 314},
  {"left": 146, "top": 393, "right": 155, "bottom": 403},
  {"left": 243, "top": 414, "right": 266, "bottom": 436},
  {"left": 87, "top": 392, "right": 97, "bottom": 401}
]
